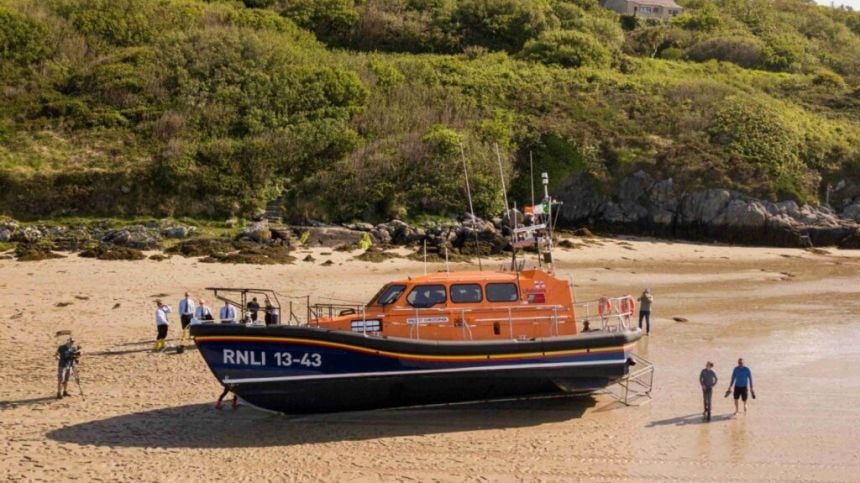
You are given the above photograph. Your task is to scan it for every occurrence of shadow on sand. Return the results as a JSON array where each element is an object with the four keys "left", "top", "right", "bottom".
[
  {"left": 647, "top": 412, "right": 735, "bottom": 427},
  {"left": 47, "top": 395, "right": 596, "bottom": 449},
  {"left": 0, "top": 396, "right": 59, "bottom": 410}
]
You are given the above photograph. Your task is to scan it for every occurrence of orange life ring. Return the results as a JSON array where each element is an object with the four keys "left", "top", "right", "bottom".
[
  {"left": 597, "top": 296, "right": 612, "bottom": 317},
  {"left": 619, "top": 296, "right": 635, "bottom": 316}
]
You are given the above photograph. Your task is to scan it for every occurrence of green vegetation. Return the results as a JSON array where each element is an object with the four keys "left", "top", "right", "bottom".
[{"left": 1, "top": 0, "right": 858, "bottom": 222}]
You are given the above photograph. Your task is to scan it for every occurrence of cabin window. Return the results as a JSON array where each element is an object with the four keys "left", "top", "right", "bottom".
[
  {"left": 486, "top": 283, "right": 518, "bottom": 302},
  {"left": 406, "top": 284, "right": 447, "bottom": 308},
  {"left": 375, "top": 284, "right": 406, "bottom": 306},
  {"left": 450, "top": 284, "right": 483, "bottom": 303},
  {"left": 640, "top": 6, "right": 652, "bottom": 14}
]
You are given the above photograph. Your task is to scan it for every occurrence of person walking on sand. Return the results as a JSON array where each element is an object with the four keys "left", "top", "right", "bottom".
[
  {"left": 178, "top": 292, "right": 195, "bottom": 342},
  {"left": 219, "top": 301, "right": 237, "bottom": 324},
  {"left": 638, "top": 288, "right": 653, "bottom": 335},
  {"left": 699, "top": 361, "right": 718, "bottom": 420},
  {"left": 154, "top": 300, "right": 171, "bottom": 351},
  {"left": 726, "top": 358, "right": 755, "bottom": 415}
]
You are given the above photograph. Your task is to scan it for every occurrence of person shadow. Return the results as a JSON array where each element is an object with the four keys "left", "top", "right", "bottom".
[
  {"left": 0, "top": 396, "right": 59, "bottom": 410},
  {"left": 47, "top": 395, "right": 597, "bottom": 449},
  {"left": 646, "top": 412, "right": 735, "bottom": 427}
]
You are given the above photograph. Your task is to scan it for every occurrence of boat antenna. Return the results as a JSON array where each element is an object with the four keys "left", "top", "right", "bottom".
[
  {"left": 494, "top": 142, "right": 511, "bottom": 221},
  {"left": 541, "top": 171, "right": 555, "bottom": 273},
  {"left": 530, "top": 150, "right": 535, "bottom": 209},
  {"left": 459, "top": 142, "right": 482, "bottom": 271},
  {"left": 423, "top": 239, "right": 427, "bottom": 275},
  {"left": 494, "top": 142, "right": 517, "bottom": 271},
  {"left": 444, "top": 245, "right": 450, "bottom": 273}
]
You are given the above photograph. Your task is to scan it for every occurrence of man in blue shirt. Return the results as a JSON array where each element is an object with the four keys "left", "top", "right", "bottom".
[{"left": 726, "top": 358, "right": 755, "bottom": 414}]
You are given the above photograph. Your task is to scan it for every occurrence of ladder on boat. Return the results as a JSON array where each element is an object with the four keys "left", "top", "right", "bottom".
[{"left": 601, "top": 353, "right": 654, "bottom": 406}]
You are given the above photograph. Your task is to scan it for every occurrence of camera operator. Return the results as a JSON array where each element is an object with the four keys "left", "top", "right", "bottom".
[{"left": 56, "top": 337, "right": 79, "bottom": 399}]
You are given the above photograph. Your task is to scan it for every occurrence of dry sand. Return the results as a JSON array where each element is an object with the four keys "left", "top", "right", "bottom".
[{"left": 1, "top": 238, "right": 859, "bottom": 481}]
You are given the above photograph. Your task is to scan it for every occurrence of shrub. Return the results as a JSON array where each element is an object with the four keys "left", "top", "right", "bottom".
[
  {"left": 519, "top": 30, "right": 611, "bottom": 69},
  {"left": 686, "top": 37, "right": 764, "bottom": 69},
  {"left": 0, "top": 7, "right": 51, "bottom": 65}
]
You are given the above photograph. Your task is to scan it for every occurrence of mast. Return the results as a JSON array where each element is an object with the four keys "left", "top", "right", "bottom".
[{"left": 459, "top": 142, "right": 482, "bottom": 271}]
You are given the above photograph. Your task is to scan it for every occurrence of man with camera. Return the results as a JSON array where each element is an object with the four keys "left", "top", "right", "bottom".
[{"left": 56, "top": 337, "right": 79, "bottom": 399}]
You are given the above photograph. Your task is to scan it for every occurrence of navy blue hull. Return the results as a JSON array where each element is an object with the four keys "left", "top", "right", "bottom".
[{"left": 191, "top": 324, "right": 640, "bottom": 413}]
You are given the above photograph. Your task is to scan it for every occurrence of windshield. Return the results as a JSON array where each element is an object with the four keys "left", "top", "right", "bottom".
[{"left": 371, "top": 284, "right": 406, "bottom": 306}]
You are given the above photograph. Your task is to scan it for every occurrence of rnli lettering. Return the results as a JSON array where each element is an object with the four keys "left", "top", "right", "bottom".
[
  {"left": 221, "top": 349, "right": 323, "bottom": 368},
  {"left": 222, "top": 349, "right": 266, "bottom": 366}
]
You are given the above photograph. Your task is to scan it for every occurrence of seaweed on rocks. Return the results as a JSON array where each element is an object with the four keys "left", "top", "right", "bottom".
[
  {"left": 79, "top": 244, "right": 146, "bottom": 261},
  {"left": 200, "top": 245, "right": 295, "bottom": 265},
  {"left": 15, "top": 243, "right": 65, "bottom": 261},
  {"left": 354, "top": 248, "right": 402, "bottom": 263},
  {"left": 166, "top": 238, "right": 236, "bottom": 258}
]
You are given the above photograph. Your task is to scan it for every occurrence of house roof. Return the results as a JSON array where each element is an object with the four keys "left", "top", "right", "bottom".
[{"left": 630, "top": 0, "right": 683, "bottom": 8}]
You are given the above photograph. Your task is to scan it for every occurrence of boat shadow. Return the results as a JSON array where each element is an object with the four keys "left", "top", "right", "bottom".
[{"left": 46, "top": 395, "right": 596, "bottom": 449}]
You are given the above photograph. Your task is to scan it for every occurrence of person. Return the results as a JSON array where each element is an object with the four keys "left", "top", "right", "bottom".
[
  {"left": 264, "top": 298, "right": 278, "bottom": 326},
  {"left": 154, "top": 300, "right": 171, "bottom": 351},
  {"left": 195, "top": 299, "right": 213, "bottom": 321},
  {"left": 178, "top": 292, "right": 196, "bottom": 342},
  {"left": 56, "top": 337, "right": 78, "bottom": 399},
  {"left": 726, "top": 358, "right": 755, "bottom": 415},
  {"left": 219, "top": 301, "right": 237, "bottom": 323},
  {"left": 638, "top": 288, "right": 653, "bottom": 335},
  {"left": 215, "top": 386, "right": 238, "bottom": 410},
  {"left": 699, "top": 361, "right": 718, "bottom": 420},
  {"left": 247, "top": 297, "right": 260, "bottom": 322}
]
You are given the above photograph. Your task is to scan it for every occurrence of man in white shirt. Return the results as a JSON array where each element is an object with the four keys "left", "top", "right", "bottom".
[
  {"left": 194, "top": 299, "right": 213, "bottom": 322},
  {"left": 219, "top": 301, "right": 237, "bottom": 324},
  {"left": 178, "top": 292, "right": 196, "bottom": 342},
  {"left": 154, "top": 300, "right": 171, "bottom": 351}
]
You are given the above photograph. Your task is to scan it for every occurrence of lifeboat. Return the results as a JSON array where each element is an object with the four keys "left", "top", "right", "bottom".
[
  {"left": 191, "top": 179, "right": 643, "bottom": 413},
  {"left": 190, "top": 269, "right": 642, "bottom": 413}
]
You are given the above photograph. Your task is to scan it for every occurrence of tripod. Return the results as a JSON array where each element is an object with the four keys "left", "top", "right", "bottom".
[{"left": 68, "top": 362, "right": 85, "bottom": 401}]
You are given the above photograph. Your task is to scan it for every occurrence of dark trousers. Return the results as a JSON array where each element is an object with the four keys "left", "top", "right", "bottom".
[
  {"left": 638, "top": 311, "right": 651, "bottom": 333},
  {"left": 156, "top": 324, "right": 168, "bottom": 340},
  {"left": 703, "top": 387, "right": 713, "bottom": 412},
  {"left": 180, "top": 314, "right": 192, "bottom": 329}
]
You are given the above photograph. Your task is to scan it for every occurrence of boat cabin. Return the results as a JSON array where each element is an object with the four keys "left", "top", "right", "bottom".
[{"left": 313, "top": 269, "right": 579, "bottom": 341}]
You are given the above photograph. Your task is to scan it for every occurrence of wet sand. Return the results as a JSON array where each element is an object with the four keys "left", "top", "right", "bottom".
[{"left": 1, "top": 238, "right": 859, "bottom": 481}]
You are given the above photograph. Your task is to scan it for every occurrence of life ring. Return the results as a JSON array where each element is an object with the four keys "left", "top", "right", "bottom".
[
  {"left": 619, "top": 296, "right": 635, "bottom": 316},
  {"left": 597, "top": 296, "right": 612, "bottom": 317}
]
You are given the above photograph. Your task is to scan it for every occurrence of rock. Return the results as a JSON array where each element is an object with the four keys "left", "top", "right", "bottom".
[
  {"left": 841, "top": 203, "right": 860, "bottom": 222},
  {"left": 101, "top": 226, "right": 160, "bottom": 250},
  {"left": 0, "top": 228, "right": 12, "bottom": 242},
  {"left": 240, "top": 220, "right": 271, "bottom": 243},
  {"left": 162, "top": 226, "right": 191, "bottom": 239},
  {"left": 11, "top": 226, "right": 42, "bottom": 243},
  {"left": 301, "top": 227, "right": 364, "bottom": 247}
]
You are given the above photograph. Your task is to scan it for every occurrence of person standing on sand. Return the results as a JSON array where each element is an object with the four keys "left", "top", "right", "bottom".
[
  {"left": 178, "top": 292, "right": 195, "bottom": 342},
  {"left": 699, "top": 361, "right": 718, "bottom": 420},
  {"left": 638, "top": 288, "right": 653, "bottom": 335},
  {"left": 154, "top": 300, "right": 171, "bottom": 351},
  {"left": 726, "top": 358, "right": 755, "bottom": 415}
]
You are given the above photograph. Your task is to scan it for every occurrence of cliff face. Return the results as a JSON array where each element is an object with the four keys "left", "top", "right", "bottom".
[{"left": 555, "top": 171, "right": 860, "bottom": 248}]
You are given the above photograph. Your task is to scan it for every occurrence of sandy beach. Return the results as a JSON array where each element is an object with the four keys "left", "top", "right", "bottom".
[{"left": 2, "top": 237, "right": 859, "bottom": 481}]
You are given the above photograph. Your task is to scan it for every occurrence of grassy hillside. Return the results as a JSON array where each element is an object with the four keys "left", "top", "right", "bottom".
[{"left": 1, "top": 0, "right": 859, "bottom": 221}]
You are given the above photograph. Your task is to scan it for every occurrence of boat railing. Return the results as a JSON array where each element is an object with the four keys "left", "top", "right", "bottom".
[
  {"left": 385, "top": 304, "right": 571, "bottom": 340},
  {"left": 573, "top": 295, "right": 636, "bottom": 333}
]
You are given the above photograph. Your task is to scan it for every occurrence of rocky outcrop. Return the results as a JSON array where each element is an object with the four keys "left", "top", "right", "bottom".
[{"left": 555, "top": 171, "right": 860, "bottom": 248}]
